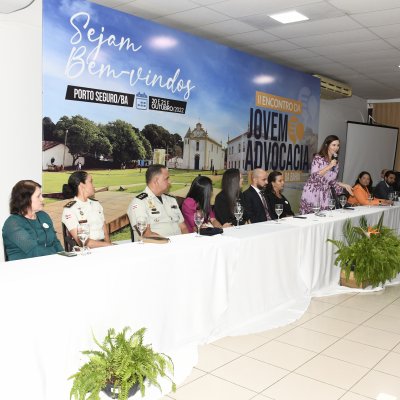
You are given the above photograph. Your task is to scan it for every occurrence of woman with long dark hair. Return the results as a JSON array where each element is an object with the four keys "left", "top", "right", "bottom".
[
  {"left": 300, "top": 135, "right": 353, "bottom": 214},
  {"left": 2, "top": 180, "right": 63, "bottom": 260},
  {"left": 181, "top": 175, "right": 222, "bottom": 233},
  {"left": 214, "top": 168, "right": 248, "bottom": 226},
  {"left": 265, "top": 171, "right": 294, "bottom": 220},
  {"left": 61, "top": 171, "right": 111, "bottom": 248},
  {"left": 347, "top": 171, "right": 391, "bottom": 206}
]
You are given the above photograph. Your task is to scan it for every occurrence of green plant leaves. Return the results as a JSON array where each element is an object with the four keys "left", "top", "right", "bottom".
[
  {"left": 327, "top": 212, "right": 400, "bottom": 288},
  {"left": 69, "top": 327, "right": 175, "bottom": 400}
]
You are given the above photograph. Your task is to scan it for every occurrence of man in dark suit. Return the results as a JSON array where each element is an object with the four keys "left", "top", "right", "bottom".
[
  {"left": 243, "top": 168, "right": 270, "bottom": 223},
  {"left": 374, "top": 170, "right": 396, "bottom": 200}
]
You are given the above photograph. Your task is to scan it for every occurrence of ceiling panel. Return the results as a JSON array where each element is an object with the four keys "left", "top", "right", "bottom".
[
  {"left": 310, "top": 39, "right": 393, "bottom": 57},
  {"left": 91, "top": 0, "right": 400, "bottom": 99},
  {"left": 370, "top": 24, "right": 400, "bottom": 39},
  {"left": 351, "top": 8, "right": 400, "bottom": 27},
  {"left": 289, "top": 29, "right": 378, "bottom": 47},
  {"left": 328, "top": 0, "right": 400, "bottom": 13},
  {"left": 247, "top": 40, "right": 300, "bottom": 53},
  {"left": 154, "top": 7, "right": 229, "bottom": 29}
]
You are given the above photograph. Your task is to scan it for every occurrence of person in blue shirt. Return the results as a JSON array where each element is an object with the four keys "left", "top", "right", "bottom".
[{"left": 2, "top": 180, "right": 63, "bottom": 261}]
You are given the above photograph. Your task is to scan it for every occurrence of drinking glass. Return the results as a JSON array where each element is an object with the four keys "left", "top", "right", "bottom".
[
  {"left": 77, "top": 222, "right": 90, "bottom": 255},
  {"left": 233, "top": 202, "right": 243, "bottom": 229},
  {"left": 328, "top": 198, "right": 336, "bottom": 216},
  {"left": 136, "top": 216, "right": 147, "bottom": 244},
  {"left": 367, "top": 193, "right": 374, "bottom": 207},
  {"left": 275, "top": 204, "right": 283, "bottom": 223},
  {"left": 311, "top": 201, "right": 320, "bottom": 216},
  {"left": 194, "top": 210, "right": 204, "bottom": 237},
  {"left": 388, "top": 192, "right": 394, "bottom": 205},
  {"left": 394, "top": 191, "right": 398, "bottom": 201},
  {"left": 339, "top": 195, "right": 347, "bottom": 212}
]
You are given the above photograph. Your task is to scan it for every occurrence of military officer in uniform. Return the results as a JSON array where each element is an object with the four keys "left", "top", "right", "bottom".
[
  {"left": 128, "top": 164, "right": 188, "bottom": 240},
  {"left": 62, "top": 171, "right": 111, "bottom": 248}
]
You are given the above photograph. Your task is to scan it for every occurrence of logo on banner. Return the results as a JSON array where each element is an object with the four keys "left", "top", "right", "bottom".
[
  {"left": 136, "top": 92, "right": 148, "bottom": 110},
  {"left": 245, "top": 91, "right": 309, "bottom": 172}
]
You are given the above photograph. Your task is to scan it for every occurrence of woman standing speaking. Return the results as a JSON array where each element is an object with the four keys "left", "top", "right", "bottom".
[{"left": 300, "top": 135, "right": 353, "bottom": 214}]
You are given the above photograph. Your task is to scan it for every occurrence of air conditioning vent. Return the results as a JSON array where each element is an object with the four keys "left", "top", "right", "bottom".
[{"left": 313, "top": 74, "right": 352, "bottom": 100}]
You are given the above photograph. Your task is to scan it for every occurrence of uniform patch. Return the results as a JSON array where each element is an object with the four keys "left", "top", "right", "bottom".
[
  {"left": 64, "top": 201, "right": 76, "bottom": 208},
  {"left": 136, "top": 193, "right": 148, "bottom": 200}
]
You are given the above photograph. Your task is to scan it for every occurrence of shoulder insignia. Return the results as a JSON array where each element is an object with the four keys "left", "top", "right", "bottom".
[
  {"left": 164, "top": 193, "right": 176, "bottom": 198},
  {"left": 64, "top": 201, "right": 76, "bottom": 208},
  {"left": 136, "top": 193, "right": 148, "bottom": 200},
  {"left": 89, "top": 197, "right": 98, "bottom": 202}
]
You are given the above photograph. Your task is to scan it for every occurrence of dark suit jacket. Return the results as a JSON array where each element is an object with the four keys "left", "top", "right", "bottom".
[
  {"left": 243, "top": 186, "right": 269, "bottom": 223},
  {"left": 373, "top": 180, "right": 394, "bottom": 200}
]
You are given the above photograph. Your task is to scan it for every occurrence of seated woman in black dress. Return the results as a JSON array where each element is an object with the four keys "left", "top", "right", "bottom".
[
  {"left": 214, "top": 168, "right": 249, "bottom": 226},
  {"left": 264, "top": 171, "right": 294, "bottom": 220}
]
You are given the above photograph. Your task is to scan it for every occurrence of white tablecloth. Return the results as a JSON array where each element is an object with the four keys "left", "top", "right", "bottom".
[{"left": 0, "top": 205, "right": 399, "bottom": 399}]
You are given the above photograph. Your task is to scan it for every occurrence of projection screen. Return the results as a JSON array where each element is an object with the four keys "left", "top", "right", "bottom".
[{"left": 342, "top": 121, "right": 398, "bottom": 186}]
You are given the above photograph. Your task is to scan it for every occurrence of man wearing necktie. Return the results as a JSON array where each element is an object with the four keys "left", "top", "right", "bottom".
[{"left": 243, "top": 168, "right": 271, "bottom": 223}]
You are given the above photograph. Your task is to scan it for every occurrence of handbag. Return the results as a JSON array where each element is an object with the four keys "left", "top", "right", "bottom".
[{"left": 199, "top": 227, "right": 223, "bottom": 236}]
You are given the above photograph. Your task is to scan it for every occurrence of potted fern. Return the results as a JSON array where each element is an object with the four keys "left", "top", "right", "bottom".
[
  {"left": 69, "top": 327, "right": 176, "bottom": 400},
  {"left": 328, "top": 213, "right": 400, "bottom": 288}
]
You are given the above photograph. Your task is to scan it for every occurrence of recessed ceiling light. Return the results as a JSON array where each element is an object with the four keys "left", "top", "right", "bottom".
[{"left": 269, "top": 10, "right": 309, "bottom": 24}]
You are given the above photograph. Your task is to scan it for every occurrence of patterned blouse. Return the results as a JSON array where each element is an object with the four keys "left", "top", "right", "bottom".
[{"left": 300, "top": 155, "right": 342, "bottom": 214}]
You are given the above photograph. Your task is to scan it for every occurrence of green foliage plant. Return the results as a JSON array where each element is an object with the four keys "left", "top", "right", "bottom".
[
  {"left": 69, "top": 327, "right": 176, "bottom": 400},
  {"left": 328, "top": 213, "right": 400, "bottom": 288}
]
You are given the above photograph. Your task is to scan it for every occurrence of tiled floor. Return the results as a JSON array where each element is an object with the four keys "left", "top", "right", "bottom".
[{"left": 162, "top": 285, "right": 400, "bottom": 400}]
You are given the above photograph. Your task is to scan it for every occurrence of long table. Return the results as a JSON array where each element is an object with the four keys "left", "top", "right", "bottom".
[{"left": 0, "top": 205, "right": 399, "bottom": 399}]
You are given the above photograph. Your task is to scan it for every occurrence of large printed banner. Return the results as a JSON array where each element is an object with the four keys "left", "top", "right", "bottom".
[{"left": 43, "top": 0, "right": 320, "bottom": 177}]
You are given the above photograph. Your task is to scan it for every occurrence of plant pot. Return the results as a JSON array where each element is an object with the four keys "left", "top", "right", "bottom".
[
  {"left": 102, "top": 382, "right": 140, "bottom": 399},
  {"left": 340, "top": 270, "right": 369, "bottom": 289}
]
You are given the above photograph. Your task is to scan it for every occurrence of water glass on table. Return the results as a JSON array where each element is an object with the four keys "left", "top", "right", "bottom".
[
  {"left": 194, "top": 210, "right": 204, "bottom": 237},
  {"left": 233, "top": 202, "right": 243, "bottom": 229},
  {"left": 311, "top": 201, "right": 320, "bottom": 217},
  {"left": 136, "top": 216, "right": 147, "bottom": 244},
  {"left": 388, "top": 192, "right": 394, "bottom": 205},
  {"left": 367, "top": 193, "right": 374, "bottom": 207},
  {"left": 77, "top": 222, "right": 90, "bottom": 255},
  {"left": 328, "top": 198, "right": 336, "bottom": 216},
  {"left": 339, "top": 195, "right": 347, "bottom": 212},
  {"left": 275, "top": 204, "right": 283, "bottom": 223}
]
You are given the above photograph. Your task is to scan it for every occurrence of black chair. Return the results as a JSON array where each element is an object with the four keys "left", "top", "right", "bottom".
[
  {"left": 62, "top": 223, "right": 78, "bottom": 252},
  {"left": 175, "top": 196, "right": 185, "bottom": 211},
  {"left": 129, "top": 224, "right": 135, "bottom": 242},
  {"left": 3, "top": 242, "right": 8, "bottom": 262}
]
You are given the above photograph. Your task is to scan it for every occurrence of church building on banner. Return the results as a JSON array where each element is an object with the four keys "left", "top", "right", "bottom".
[
  {"left": 227, "top": 132, "right": 248, "bottom": 171},
  {"left": 182, "top": 122, "right": 224, "bottom": 170}
]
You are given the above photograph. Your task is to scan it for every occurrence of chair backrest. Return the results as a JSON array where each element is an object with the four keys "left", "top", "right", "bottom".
[
  {"left": 175, "top": 196, "right": 185, "bottom": 210},
  {"left": 62, "top": 223, "right": 78, "bottom": 252},
  {"left": 3, "top": 242, "right": 8, "bottom": 262},
  {"left": 129, "top": 224, "right": 135, "bottom": 242}
]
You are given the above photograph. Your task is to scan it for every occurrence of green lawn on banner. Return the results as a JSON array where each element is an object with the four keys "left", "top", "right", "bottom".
[
  {"left": 42, "top": 168, "right": 222, "bottom": 194},
  {"left": 42, "top": 168, "right": 224, "bottom": 241}
]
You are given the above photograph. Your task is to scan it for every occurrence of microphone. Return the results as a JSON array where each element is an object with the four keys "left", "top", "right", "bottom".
[{"left": 332, "top": 153, "right": 338, "bottom": 172}]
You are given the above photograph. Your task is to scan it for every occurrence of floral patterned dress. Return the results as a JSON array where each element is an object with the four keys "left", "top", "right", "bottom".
[{"left": 300, "top": 155, "right": 342, "bottom": 214}]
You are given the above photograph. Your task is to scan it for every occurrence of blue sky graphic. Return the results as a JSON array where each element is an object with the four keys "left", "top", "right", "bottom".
[{"left": 43, "top": 0, "right": 320, "bottom": 144}]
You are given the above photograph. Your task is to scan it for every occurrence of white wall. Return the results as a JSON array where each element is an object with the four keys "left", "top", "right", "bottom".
[
  {"left": 318, "top": 95, "right": 368, "bottom": 181},
  {"left": 0, "top": 0, "right": 42, "bottom": 261}
]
